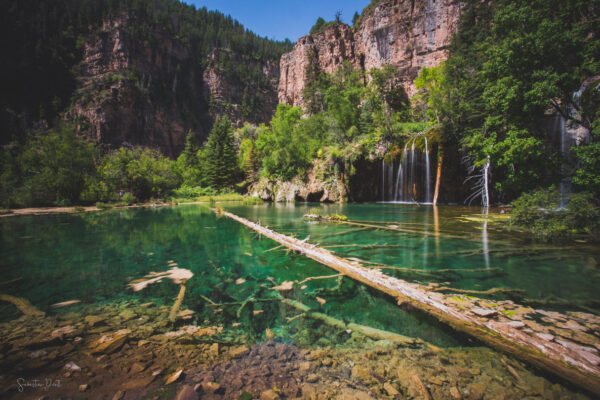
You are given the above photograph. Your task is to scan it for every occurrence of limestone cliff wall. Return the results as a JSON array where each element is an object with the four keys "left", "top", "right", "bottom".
[{"left": 279, "top": 0, "right": 461, "bottom": 109}]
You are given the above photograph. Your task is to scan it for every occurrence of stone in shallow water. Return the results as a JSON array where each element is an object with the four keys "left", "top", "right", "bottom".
[
  {"left": 383, "top": 381, "right": 400, "bottom": 395},
  {"left": 64, "top": 361, "right": 81, "bottom": 371},
  {"left": 260, "top": 389, "right": 280, "bottom": 400},
  {"left": 89, "top": 329, "right": 130, "bottom": 354},
  {"left": 175, "top": 385, "right": 199, "bottom": 400}
]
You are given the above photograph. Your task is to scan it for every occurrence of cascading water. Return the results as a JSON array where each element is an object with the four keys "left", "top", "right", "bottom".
[
  {"left": 410, "top": 141, "right": 416, "bottom": 202},
  {"left": 381, "top": 158, "right": 385, "bottom": 202},
  {"left": 556, "top": 113, "right": 570, "bottom": 209},
  {"left": 425, "top": 136, "right": 431, "bottom": 204},
  {"left": 381, "top": 135, "right": 432, "bottom": 203}
]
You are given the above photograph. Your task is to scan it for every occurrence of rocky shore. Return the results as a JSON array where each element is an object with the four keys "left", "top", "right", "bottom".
[{"left": 0, "top": 298, "right": 589, "bottom": 399}]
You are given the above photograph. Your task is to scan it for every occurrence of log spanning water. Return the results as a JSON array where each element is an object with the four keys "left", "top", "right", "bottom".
[{"left": 216, "top": 209, "right": 600, "bottom": 395}]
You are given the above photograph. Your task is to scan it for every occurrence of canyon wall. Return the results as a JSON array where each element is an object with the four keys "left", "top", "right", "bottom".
[
  {"left": 279, "top": 0, "right": 462, "bottom": 109},
  {"left": 67, "top": 17, "right": 280, "bottom": 156}
]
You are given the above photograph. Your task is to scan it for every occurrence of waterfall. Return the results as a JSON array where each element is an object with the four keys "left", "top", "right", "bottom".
[
  {"left": 410, "top": 141, "right": 416, "bottom": 202},
  {"left": 388, "top": 137, "right": 433, "bottom": 203},
  {"left": 557, "top": 114, "right": 569, "bottom": 209},
  {"left": 483, "top": 156, "right": 490, "bottom": 208},
  {"left": 388, "top": 159, "right": 394, "bottom": 200},
  {"left": 381, "top": 158, "right": 385, "bottom": 202},
  {"left": 394, "top": 164, "right": 403, "bottom": 201},
  {"left": 425, "top": 136, "right": 431, "bottom": 204}
]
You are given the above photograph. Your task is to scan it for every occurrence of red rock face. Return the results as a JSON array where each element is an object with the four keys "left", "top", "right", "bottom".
[
  {"left": 67, "top": 17, "right": 279, "bottom": 156},
  {"left": 278, "top": 0, "right": 461, "bottom": 110}
]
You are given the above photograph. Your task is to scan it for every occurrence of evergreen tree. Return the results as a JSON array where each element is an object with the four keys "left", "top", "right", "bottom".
[
  {"left": 176, "top": 130, "right": 203, "bottom": 186},
  {"left": 352, "top": 11, "right": 360, "bottom": 26},
  {"left": 204, "top": 116, "right": 238, "bottom": 189}
]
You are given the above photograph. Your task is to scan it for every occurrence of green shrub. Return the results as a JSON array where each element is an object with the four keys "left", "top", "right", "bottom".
[
  {"left": 510, "top": 188, "right": 599, "bottom": 240},
  {"left": 96, "top": 202, "right": 113, "bottom": 210},
  {"left": 172, "top": 185, "right": 217, "bottom": 199},
  {"left": 73, "top": 206, "right": 85, "bottom": 213},
  {"left": 121, "top": 192, "right": 136, "bottom": 205},
  {"left": 330, "top": 213, "right": 348, "bottom": 221}
]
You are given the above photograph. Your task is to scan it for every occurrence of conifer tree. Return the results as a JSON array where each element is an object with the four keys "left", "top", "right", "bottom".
[{"left": 204, "top": 116, "right": 238, "bottom": 189}]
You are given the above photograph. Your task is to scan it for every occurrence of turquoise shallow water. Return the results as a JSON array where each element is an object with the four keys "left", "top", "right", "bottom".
[
  {"left": 227, "top": 203, "right": 600, "bottom": 307},
  {"left": 0, "top": 204, "right": 466, "bottom": 347},
  {"left": 0, "top": 203, "right": 598, "bottom": 346}
]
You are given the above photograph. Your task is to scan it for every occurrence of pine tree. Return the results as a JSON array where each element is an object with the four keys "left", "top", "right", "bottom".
[{"left": 204, "top": 116, "right": 238, "bottom": 189}]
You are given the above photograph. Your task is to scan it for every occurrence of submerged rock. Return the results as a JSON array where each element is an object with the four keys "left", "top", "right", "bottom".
[{"left": 89, "top": 329, "right": 130, "bottom": 354}]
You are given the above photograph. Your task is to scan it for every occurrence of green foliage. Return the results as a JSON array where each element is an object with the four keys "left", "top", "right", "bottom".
[
  {"left": 510, "top": 188, "right": 599, "bottom": 240},
  {"left": 352, "top": 12, "right": 360, "bottom": 26},
  {"left": 256, "top": 105, "right": 317, "bottom": 179},
  {"left": 309, "top": 17, "right": 337, "bottom": 35},
  {"left": 443, "top": 0, "right": 600, "bottom": 200},
  {"left": 121, "top": 192, "right": 136, "bottom": 205},
  {"left": 176, "top": 130, "right": 204, "bottom": 186},
  {"left": 6, "top": 125, "right": 97, "bottom": 207},
  {"left": 0, "top": 0, "right": 292, "bottom": 144},
  {"left": 238, "top": 137, "right": 261, "bottom": 181},
  {"left": 414, "top": 65, "right": 447, "bottom": 124},
  {"left": 204, "top": 116, "right": 239, "bottom": 189},
  {"left": 573, "top": 96, "right": 600, "bottom": 197},
  {"left": 172, "top": 185, "right": 217, "bottom": 199},
  {"left": 85, "top": 147, "right": 180, "bottom": 202}
]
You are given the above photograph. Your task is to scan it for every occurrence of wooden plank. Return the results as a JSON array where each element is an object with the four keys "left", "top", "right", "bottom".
[{"left": 216, "top": 210, "right": 600, "bottom": 395}]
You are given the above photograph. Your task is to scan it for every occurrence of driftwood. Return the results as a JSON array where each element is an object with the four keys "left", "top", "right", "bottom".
[
  {"left": 129, "top": 267, "right": 193, "bottom": 323},
  {"left": 298, "top": 274, "right": 345, "bottom": 285},
  {"left": 280, "top": 297, "right": 428, "bottom": 348},
  {"left": 215, "top": 209, "right": 600, "bottom": 395},
  {"left": 431, "top": 286, "right": 526, "bottom": 296},
  {"left": 0, "top": 294, "right": 45, "bottom": 317},
  {"left": 169, "top": 283, "right": 187, "bottom": 322}
]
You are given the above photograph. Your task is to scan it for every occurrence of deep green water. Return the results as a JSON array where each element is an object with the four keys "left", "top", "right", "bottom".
[{"left": 1, "top": 203, "right": 598, "bottom": 346}]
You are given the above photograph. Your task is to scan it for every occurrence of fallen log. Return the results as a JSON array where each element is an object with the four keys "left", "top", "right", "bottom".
[
  {"left": 0, "top": 294, "right": 45, "bottom": 317},
  {"left": 280, "top": 298, "right": 426, "bottom": 348},
  {"left": 431, "top": 286, "right": 526, "bottom": 296},
  {"left": 214, "top": 209, "right": 600, "bottom": 395}
]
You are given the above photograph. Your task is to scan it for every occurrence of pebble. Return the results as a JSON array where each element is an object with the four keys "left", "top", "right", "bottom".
[
  {"left": 306, "top": 373, "right": 320, "bottom": 383},
  {"left": 64, "top": 361, "right": 81, "bottom": 371},
  {"left": 260, "top": 389, "right": 280, "bottom": 400},
  {"left": 112, "top": 391, "right": 125, "bottom": 400},
  {"left": 78, "top": 384, "right": 88, "bottom": 392}
]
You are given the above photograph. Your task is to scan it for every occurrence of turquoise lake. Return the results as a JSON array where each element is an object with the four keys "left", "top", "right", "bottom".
[{"left": 1, "top": 203, "right": 598, "bottom": 344}]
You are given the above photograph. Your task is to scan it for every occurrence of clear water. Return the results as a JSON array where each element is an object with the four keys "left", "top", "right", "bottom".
[
  {"left": 227, "top": 203, "right": 600, "bottom": 307},
  {"left": 0, "top": 204, "right": 474, "bottom": 347},
  {"left": 1, "top": 203, "right": 598, "bottom": 342}
]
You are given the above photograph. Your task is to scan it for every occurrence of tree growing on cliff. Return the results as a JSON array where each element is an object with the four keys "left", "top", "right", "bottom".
[{"left": 204, "top": 116, "right": 239, "bottom": 189}]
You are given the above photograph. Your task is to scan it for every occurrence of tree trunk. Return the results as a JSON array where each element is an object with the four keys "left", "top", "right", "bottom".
[{"left": 432, "top": 146, "right": 444, "bottom": 206}]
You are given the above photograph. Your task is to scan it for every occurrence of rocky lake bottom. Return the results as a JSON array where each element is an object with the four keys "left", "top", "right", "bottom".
[
  {"left": 0, "top": 298, "right": 591, "bottom": 400},
  {"left": 0, "top": 204, "right": 598, "bottom": 399}
]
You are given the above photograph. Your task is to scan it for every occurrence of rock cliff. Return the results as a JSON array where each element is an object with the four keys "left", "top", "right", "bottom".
[
  {"left": 279, "top": 0, "right": 461, "bottom": 109},
  {"left": 67, "top": 16, "right": 280, "bottom": 156}
]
